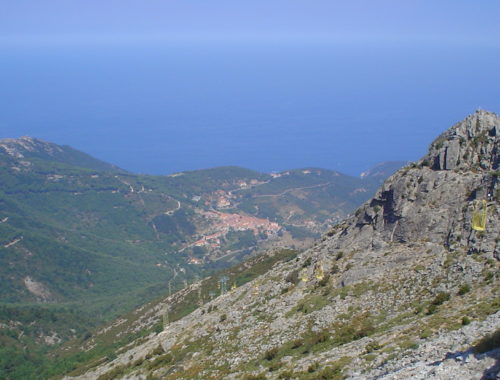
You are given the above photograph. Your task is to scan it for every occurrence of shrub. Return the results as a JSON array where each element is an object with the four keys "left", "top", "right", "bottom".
[
  {"left": 458, "top": 284, "right": 471, "bottom": 296},
  {"left": 278, "top": 370, "right": 294, "bottom": 379},
  {"left": 151, "top": 345, "right": 164, "bottom": 356},
  {"left": 426, "top": 304, "right": 438, "bottom": 315},
  {"left": 132, "top": 358, "right": 144, "bottom": 367},
  {"left": 335, "top": 252, "right": 344, "bottom": 261},
  {"left": 264, "top": 347, "right": 279, "bottom": 361},
  {"left": 365, "top": 353, "right": 377, "bottom": 361},
  {"left": 462, "top": 316, "right": 471, "bottom": 326},
  {"left": 147, "top": 353, "right": 173, "bottom": 370},
  {"left": 281, "top": 286, "right": 291, "bottom": 294},
  {"left": 434, "top": 141, "right": 444, "bottom": 150},
  {"left": 296, "top": 302, "right": 306, "bottom": 313},
  {"left": 316, "top": 365, "right": 343, "bottom": 379},
  {"left": 432, "top": 292, "right": 451, "bottom": 306},
  {"left": 332, "top": 313, "right": 375, "bottom": 345},
  {"left": 400, "top": 340, "right": 419, "bottom": 350},
  {"left": 331, "top": 264, "right": 340, "bottom": 274},
  {"left": 97, "top": 365, "right": 126, "bottom": 380},
  {"left": 307, "top": 362, "right": 319, "bottom": 373},
  {"left": 268, "top": 362, "right": 282, "bottom": 372},
  {"left": 420, "top": 329, "right": 432, "bottom": 339},
  {"left": 310, "top": 329, "right": 329, "bottom": 345},
  {"left": 153, "top": 322, "right": 163, "bottom": 334},
  {"left": 484, "top": 271, "right": 494, "bottom": 281},
  {"left": 219, "top": 314, "right": 227, "bottom": 322},
  {"left": 414, "top": 264, "right": 425, "bottom": 272},
  {"left": 243, "top": 374, "right": 267, "bottom": 380},
  {"left": 474, "top": 329, "right": 500, "bottom": 354},
  {"left": 318, "top": 274, "right": 330, "bottom": 287},
  {"left": 365, "top": 341, "right": 382, "bottom": 353},
  {"left": 302, "top": 258, "right": 312, "bottom": 268}
]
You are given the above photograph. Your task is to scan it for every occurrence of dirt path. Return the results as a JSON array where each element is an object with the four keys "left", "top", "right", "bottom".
[
  {"left": 165, "top": 200, "right": 181, "bottom": 215},
  {"left": 4, "top": 236, "right": 23, "bottom": 248},
  {"left": 252, "top": 182, "right": 330, "bottom": 198}
]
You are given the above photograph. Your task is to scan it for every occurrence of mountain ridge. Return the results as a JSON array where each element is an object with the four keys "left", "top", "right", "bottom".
[{"left": 0, "top": 136, "right": 125, "bottom": 173}]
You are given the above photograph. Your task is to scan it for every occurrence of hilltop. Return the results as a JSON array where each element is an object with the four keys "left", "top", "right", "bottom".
[
  {"left": 66, "top": 110, "right": 499, "bottom": 379},
  {"left": 0, "top": 136, "right": 123, "bottom": 173}
]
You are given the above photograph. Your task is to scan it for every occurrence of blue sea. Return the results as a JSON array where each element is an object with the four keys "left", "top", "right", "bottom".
[{"left": 0, "top": 41, "right": 498, "bottom": 176}]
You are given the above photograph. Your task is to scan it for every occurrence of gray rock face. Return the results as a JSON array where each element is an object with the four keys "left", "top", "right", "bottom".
[
  {"left": 428, "top": 110, "right": 499, "bottom": 171},
  {"left": 328, "top": 110, "right": 499, "bottom": 258}
]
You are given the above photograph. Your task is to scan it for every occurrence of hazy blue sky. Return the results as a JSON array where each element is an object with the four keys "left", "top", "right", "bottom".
[
  {"left": 1, "top": 1, "right": 499, "bottom": 175},
  {"left": 2, "top": 1, "right": 500, "bottom": 45}
]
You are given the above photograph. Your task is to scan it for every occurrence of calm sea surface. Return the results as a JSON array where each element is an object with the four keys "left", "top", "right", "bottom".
[{"left": 0, "top": 41, "right": 498, "bottom": 175}]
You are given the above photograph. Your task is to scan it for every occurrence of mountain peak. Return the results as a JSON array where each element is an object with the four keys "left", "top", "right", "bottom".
[
  {"left": 326, "top": 111, "right": 499, "bottom": 255},
  {"left": 0, "top": 136, "right": 123, "bottom": 172},
  {"left": 0, "top": 136, "right": 62, "bottom": 158},
  {"left": 424, "top": 110, "right": 499, "bottom": 171}
]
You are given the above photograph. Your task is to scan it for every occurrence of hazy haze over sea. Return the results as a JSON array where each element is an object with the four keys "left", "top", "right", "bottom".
[{"left": 1, "top": 41, "right": 499, "bottom": 176}]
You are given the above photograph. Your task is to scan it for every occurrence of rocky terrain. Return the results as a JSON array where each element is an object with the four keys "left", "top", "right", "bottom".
[{"left": 65, "top": 110, "right": 499, "bottom": 380}]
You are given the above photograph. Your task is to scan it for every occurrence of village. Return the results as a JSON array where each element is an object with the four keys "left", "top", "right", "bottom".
[{"left": 191, "top": 210, "right": 281, "bottom": 251}]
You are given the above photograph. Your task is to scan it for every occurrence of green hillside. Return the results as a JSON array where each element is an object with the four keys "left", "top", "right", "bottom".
[
  {"left": 0, "top": 136, "right": 402, "bottom": 379},
  {"left": 0, "top": 137, "right": 399, "bottom": 311}
]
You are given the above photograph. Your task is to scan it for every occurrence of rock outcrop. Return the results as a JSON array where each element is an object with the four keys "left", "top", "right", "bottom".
[{"left": 328, "top": 110, "right": 499, "bottom": 258}]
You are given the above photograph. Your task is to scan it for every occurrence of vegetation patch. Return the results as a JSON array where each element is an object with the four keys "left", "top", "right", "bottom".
[
  {"left": 458, "top": 284, "right": 471, "bottom": 295},
  {"left": 264, "top": 347, "right": 280, "bottom": 361},
  {"left": 398, "top": 339, "right": 419, "bottom": 351},
  {"left": 290, "top": 356, "right": 352, "bottom": 380},
  {"left": 474, "top": 329, "right": 500, "bottom": 354},
  {"left": 294, "top": 294, "right": 330, "bottom": 315},
  {"left": 365, "top": 341, "right": 382, "bottom": 353}
]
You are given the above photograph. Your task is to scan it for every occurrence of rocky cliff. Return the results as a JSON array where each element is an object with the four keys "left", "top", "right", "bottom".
[
  {"left": 67, "top": 110, "right": 499, "bottom": 380},
  {"left": 328, "top": 109, "right": 498, "bottom": 257}
]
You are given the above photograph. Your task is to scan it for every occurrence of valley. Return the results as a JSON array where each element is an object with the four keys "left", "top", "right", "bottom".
[{"left": 0, "top": 137, "right": 402, "bottom": 379}]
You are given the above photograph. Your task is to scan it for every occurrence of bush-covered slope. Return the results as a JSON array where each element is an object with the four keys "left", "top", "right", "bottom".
[{"left": 0, "top": 140, "right": 389, "bottom": 309}]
